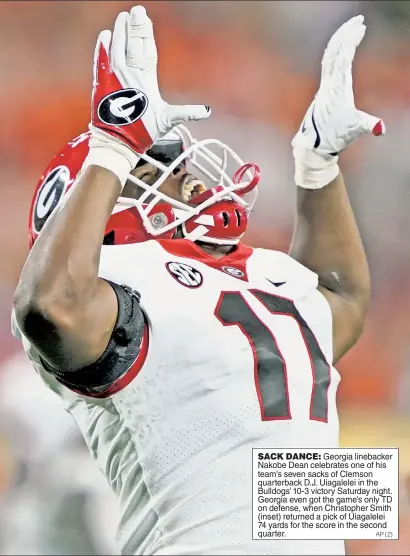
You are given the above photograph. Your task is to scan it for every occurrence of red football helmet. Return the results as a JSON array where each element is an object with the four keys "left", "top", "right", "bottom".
[{"left": 29, "top": 127, "right": 260, "bottom": 248}]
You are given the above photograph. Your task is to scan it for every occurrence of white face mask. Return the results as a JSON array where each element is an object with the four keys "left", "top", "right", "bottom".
[{"left": 116, "top": 125, "right": 260, "bottom": 244}]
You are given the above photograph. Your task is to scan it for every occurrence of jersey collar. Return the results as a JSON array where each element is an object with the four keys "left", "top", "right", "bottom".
[{"left": 157, "top": 239, "right": 253, "bottom": 281}]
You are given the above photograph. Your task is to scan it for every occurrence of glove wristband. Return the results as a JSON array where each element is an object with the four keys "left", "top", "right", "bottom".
[
  {"left": 83, "top": 147, "right": 136, "bottom": 189},
  {"left": 293, "top": 146, "right": 339, "bottom": 190},
  {"left": 83, "top": 126, "right": 141, "bottom": 188}
]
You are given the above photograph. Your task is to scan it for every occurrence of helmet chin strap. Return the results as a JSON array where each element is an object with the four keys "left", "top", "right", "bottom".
[
  {"left": 180, "top": 223, "right": 241, "bottom": 246},
  {"left": 174, "top": 222, "right": 240, "bottom": 247},
  {"left": 171, "top": 208, "right": 208, "bottom": 242},
  {"left": 174, "top": 221, "right": 212, "bottom": 243},
  {"left": 172, "top": 207, "right": 240, "bottom": 246},
  {"left": 182, "top": 225, "right": 212, "bottom": 243}
]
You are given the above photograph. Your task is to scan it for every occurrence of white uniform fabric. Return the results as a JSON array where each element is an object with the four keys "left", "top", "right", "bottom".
[
  {"left": 0, "top": 353, "right": 118, "bottom": 555},
  {"left": 12, "top": 239, "right": 343, "bottom": 555}
]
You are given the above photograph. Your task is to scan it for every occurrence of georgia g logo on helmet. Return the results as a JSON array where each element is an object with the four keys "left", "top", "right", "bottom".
[
  {"left": 33, "top": 166, "right": 71, "bottom": 234},
  {"left": 98, "top": 88, "right": 149, "bottom": 126}
]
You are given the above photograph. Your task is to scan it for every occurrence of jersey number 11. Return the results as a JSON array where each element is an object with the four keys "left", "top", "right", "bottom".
[{"left": 215, "top": 289, "right": 331, "bottom": 422}]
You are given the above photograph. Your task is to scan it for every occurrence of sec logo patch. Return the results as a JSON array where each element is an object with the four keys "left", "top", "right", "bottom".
[{"left": 166, "top": 262, "right": 203, "bottom": 288}]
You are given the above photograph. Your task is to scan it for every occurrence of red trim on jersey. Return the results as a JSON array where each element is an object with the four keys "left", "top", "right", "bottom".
[
  {"left": 157, "top": 239, "right": 253, "bottom": 281},
  {"left": 64, "top": 324, "right": 149, "bottom": 399},
  {"left": 250, "top": 288, "right": 331, "bottom": 423}
]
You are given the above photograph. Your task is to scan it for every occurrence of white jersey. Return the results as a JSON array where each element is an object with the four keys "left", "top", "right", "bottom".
[
  {"left": 0, "top": 353, "right": 118, "bottom": 555},
  {"left": 13, "top": 239, "right": 343, "bottom": 555}
]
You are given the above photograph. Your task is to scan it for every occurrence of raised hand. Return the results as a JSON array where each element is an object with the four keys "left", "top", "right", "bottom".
[
  {"left": 293, "top": 15, "right": 385, "bottom": 159},
  {"left": 91, "top": 6, "right": 211, "bottom": 156}
]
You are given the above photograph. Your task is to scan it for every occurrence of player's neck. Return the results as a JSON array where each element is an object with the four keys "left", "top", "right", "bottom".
[{"left": 195, "top": 241, "right": 236, "bottom": 260}]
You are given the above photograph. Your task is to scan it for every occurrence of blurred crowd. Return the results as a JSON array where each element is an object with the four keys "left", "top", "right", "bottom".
[{"left": 1, "top": 1, "right": 410, "bottom": 554}]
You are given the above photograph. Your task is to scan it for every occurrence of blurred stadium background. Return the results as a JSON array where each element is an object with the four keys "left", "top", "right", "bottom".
[{"left": 0, "top": 1, "right": 409, "bottom": 554}]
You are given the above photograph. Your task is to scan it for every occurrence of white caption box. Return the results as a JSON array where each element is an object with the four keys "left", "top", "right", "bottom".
[{"left": 252, "top": 448, "right": 398, "bottom": 541}]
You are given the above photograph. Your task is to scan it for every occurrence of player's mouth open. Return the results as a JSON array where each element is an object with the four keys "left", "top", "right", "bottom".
[{"left": 181, "top": 176, "right": 207, "bottom": 202}]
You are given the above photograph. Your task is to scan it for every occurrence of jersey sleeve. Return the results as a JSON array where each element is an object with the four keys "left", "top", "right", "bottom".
[
  {"left": 283, "top": 252, "right": 334, "bottom": 364},
  {"left": 280, "top": 252, "right": 334, "bottom": 363},
  {"left": 296, "top": 286, "right": 334, "bottom": 364},
  {"left": 11, "top": 280, "right": 149, "bottom": 398},
  {"left": 255, "top": 247, "right": 333, "bottom": 362},
  {"left": 255, "top": 247, "right": 319, "bottom": 300}
]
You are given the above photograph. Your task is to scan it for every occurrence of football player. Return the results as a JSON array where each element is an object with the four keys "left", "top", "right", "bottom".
[{"left": 12, "top": 7, "right": 384, "bottom": 556}]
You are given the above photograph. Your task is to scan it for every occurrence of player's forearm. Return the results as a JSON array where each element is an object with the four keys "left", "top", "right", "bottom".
[
  {"left": 289, "top": 171, "right": 370, "bottom": 302},
  {"left": 14, "top": 166, "right": 121, "bottom": 314}
]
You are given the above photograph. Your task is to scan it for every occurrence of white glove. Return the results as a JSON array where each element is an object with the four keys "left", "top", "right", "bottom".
[
  {"left": 292, "top": 15, "right": 385, "bottom": 190},
  {"left": 85, "top": 6, "right": 211, "bottom": 186}
]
